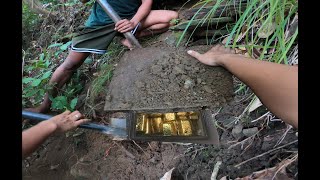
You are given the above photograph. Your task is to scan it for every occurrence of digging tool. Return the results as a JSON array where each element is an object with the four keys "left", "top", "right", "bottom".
[
  {"left": 22, "top": 110, "right": 220, "bottom": 145},
  {"left": 96, "top": 0, "right": 142, "bottom": 48},
  {"left": 22, "top": 110, "right": 127, "bottom": 138}
]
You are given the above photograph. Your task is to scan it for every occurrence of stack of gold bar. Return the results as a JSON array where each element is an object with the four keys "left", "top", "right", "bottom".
[{"left": 136, "top": 111, "right": 202, "bottom": 136}]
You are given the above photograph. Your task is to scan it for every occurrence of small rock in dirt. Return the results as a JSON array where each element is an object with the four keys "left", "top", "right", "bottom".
[
  {"left": 200, "top": 68, "right": 206, "bottom": 73},
  {"left": 160, "top": 73, "right": 167, "bottom": 78},
  {"left": 118, "top": 102, "right": 131, "bottom": 109},
  {"left": 183, "top": 59, "right": 192, "bottom": 66},
  {"left": 261, "top": 136, "right": 274, "bottom": 151},
  {"left": 181, "top": 75, "right": 188, "bottom": 80},
  {"left": 231, "top": 123, "right": 243, "bottom": 139},
  {"left": 50, "top": 164, "right": 60, "bottom": 170},
  {"left": 184, "top": 79, "right": 194, "bottom": 89},
  {"left": 106, "top": 95, "right": 112, "bottom": 101},
  {"left": 135, "top": 81, "right": 145, "bottom": 89},
  {"left": 203, "top": 85, "right": 213, "bottom": 93},
  {"left": 136, "top": 66, "right": 143, "bottom": 72},
  {"left": 221, "top": 97, "right": 227, "bottom": 103},
  {"left": 163, "top": 79, "right": 170, "bottom": 83},
  {"left": 214, "top": 101, "right": 220, "bottom": 107},
  {"left": 149, "top": 157, "right": 158, "bottom": 164},
  {"left": 174, "top": 58, "right": 180, "bottom": 64},
  {"left": 168, "top": 83, "right": 180, "bottom": 92},
  {"left": 194, "top": 67, "right": 200, "bottom": 72},
  {"left": 70, "top": 163, "right": 93, "bottom": 179},
  {"left": 197, "top": 78, "right": 202, "bottom": 84},
  {"left": 173, "top": 66, "right": 186, "bottom": 74},
  {"left": 151, "top": 65, "right": 162, "bottom": 74},
  {"left": 185, "top": 66, "right": 192, "bottom": 71},
  {"left": 242, "top": 127, "right": 259, "bottom": 137}
]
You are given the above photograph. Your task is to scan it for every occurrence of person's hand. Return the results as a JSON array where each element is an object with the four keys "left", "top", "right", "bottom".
[
  {"left": 49, "top": 110, "right": 90, "bottom": 133},
  {"left": 187, "top": 44, "right": 235, "bottom": 66},
  {"left": 115, "top": 19, "right": 136, "bottom": 33}
]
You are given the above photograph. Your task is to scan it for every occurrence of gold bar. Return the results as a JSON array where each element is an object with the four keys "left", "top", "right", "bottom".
[
  {"left": 170, "top": 122, "right": 178, "bottom": 135},
  {"left": 152, "top": 117, "right": 163, "bottom": 134},
  {"left": 136, "top": 114, "right": 145, "bottom": 132},
  {"left": 163, "top": 123, "right": 172, "bottom": 136},
  {"left": 178, "top": 115, "right": 188, "bottom": 120},
  {"left": 140, "top": 114, "right": 147, "bottom": 132},
  {"left": 177, "top": 112, "right": 187, "bottom": 116},
  {"left": 164, "top": 113, "right": 176, "bottom": 121},
  {"left": 145, "top": 117, "right": 152, "bottom": 134},
  {"left": 149, "top": 113, "right": 163, "bottom": 118},
  {"left": 136, "top": 111, "right": 202, "bottom": 136},
  {"left": 175, "top": 118, "right": 193, "bottom": 136}
]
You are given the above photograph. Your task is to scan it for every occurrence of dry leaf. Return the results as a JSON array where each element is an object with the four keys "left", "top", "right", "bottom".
[
  {"left": 93, "top": 72, "right": 99, "bottom": 76},
  {"left": 211, "top": 161, "right": 222, "bottom": 180},
  {"left": 219, "top": 176, "right": 228, "bottom": 180},
  {"left": 248, "top": 97, "right": 262, "bottom": 113},
  {"left": 236, "top": 32, "right": 245, "bottom": 42},
  {"left": 257, "top": 22, "right": 276, "bottom": 38},
  {"left": 244, "top": 52, "right": 250, "bottom": 58},
  {"left": 238, "top": 46, "right": 246, "bottom": 51},
  {"left": 235, "top": 48, "right": 241, "bottom": 54},
  {"left": 160, "top": 168, "right": 175, "bottom": 180},
  {"left": 222, "top": 36, "right": 230, "bottom": 45}
]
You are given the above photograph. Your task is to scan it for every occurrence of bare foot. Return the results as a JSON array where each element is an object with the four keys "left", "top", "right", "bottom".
[{"left": 121, "top": 38, "right": 133, "bottom": 50}]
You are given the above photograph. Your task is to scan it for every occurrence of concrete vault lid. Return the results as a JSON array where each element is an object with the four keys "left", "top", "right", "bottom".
[{"left": 104, "top": 45, "right": 234, "bottom": 111}]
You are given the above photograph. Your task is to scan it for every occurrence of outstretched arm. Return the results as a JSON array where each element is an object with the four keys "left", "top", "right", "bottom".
[
  {"left": 187, "top": 45, "right": 298, "bottom": 128},
  {"left": 22, "top": 110, "right": 90, "bottom": 158}
]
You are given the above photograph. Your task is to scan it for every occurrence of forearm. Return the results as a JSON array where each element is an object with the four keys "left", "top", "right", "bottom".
[
  {"left": 130, "top": 0, "right": 152, "bottom": 26},
  {"left": 218, "top": 55, "right": 298, "bottom": 128},
  {"left": 22, "top": 121, "right": 57, "bottom": 158}
]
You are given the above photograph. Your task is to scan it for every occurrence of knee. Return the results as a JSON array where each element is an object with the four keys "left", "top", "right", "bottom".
[
  {"left": 162, "top": 11, "right": 178, "bottom": 23},
  {"left": 58, "top": 61, "right": 77, "bottom": 73}
]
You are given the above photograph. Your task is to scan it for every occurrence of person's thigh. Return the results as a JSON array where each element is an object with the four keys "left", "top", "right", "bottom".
[{"left": 139, "top": 10, "right": 178, "bottom": 29}]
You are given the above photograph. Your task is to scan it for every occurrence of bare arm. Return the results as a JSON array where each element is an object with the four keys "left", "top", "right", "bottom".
[
  {"left": 22, "top": 111, "right": 90, "bottom": 158},
  {"left": 115, "top": 0, "right": 152, "bottom": 33},
  {"left": 188, "top": 45, "right": 298, "bottom": 128}
]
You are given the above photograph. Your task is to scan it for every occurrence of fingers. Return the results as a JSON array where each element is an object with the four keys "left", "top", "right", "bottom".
[
  {"left": 75, "top": 119, "right": 91, "bottom": 126},
  {"left": 62, "top": 110, "right": 71, "bottom": 115},
  {"left": 217, "top": 45, "right": 225, "bottom": 51},
  {"left": 115, "top": 19, "right": 130, "bottom": 30},
  {"left": 187, "top": 50, "right": 202, "bottom": 60},
  {"left": 118, "top": 24, "right": 133, "bottom": 33},
  {"left": 69, "top": 111, "right": 83, "bottom": 121},
  {"left": 115, "top": 19, "right": 127, "bottom": 30},
  {"left": 210, "top": 44, "right": 222, "bottom": 51}
]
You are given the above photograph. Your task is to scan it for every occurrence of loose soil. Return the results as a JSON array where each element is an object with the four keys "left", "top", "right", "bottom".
[
  {"left": 104, "top": 46, "right": 233, "bottom": 111},
  {"left": 23, "top": 100, "right": 298, "bottom": 180}
]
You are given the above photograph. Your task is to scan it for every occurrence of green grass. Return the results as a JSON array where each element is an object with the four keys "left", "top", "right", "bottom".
[
  {"left": 177, "top": 0, "right": 298, "bottom": 118},
  {"left": 88, "top": 42, "right": 125, "bottom": 103}
]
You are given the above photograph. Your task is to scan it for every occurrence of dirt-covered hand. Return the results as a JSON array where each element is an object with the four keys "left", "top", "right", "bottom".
[
  {"left": 187, "top": 44, "right": 235, "bottom": 66},
  {"left": 115, "top": 19, "right": 136, "bottom": 33},
  {"left": 49, "top": 110, "right": 90, "bottom": 133}
]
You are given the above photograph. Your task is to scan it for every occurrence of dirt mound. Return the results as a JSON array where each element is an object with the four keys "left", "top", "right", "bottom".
[{"left": 104, "top": 45, "right": 234, "bottom": 111}]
